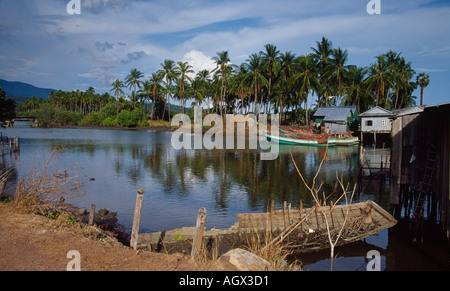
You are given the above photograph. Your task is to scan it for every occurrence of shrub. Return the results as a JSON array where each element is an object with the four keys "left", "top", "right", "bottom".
[
  {"left": 102, "top": 117, "right": 118, "bottom": 127},
  {"left": 55, "top": 109, "right": 83, "bottom": 125},
  {"left": 79, "top": 112, "right": 100, "bottom": 126},
  {"left": 138, "top": 119, "right": 149, "bottom": 127},
  {"left": 116, "top": 108, "right": 144, "bottom": 127}
]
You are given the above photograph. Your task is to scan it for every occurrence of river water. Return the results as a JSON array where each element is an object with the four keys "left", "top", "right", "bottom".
[{"left": 1, "top": 122, "right": 448, "bottom": 271}]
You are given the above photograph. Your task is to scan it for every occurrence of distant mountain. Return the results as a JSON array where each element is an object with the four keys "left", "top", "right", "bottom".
[{"left": 0, "top": 79, "right": 56, "bottom": 99}]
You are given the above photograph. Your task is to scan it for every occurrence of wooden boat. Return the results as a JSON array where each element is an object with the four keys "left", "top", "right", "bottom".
[
  {"left": 263, "top": 130, "right": 334, "bottom": 146},
  {"left": 288, "top": 127, "right": 359, "bottom": 146},
  {"left": 137, "top": 200, "right": 397, "bottom": 254},
  {"left": 236, "top": 200, "right": 397, "bottom": 253}
]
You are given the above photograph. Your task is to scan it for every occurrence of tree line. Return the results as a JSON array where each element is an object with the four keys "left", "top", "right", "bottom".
[{"left": 17, "top": 37, "right": 431, "bottom": 127}]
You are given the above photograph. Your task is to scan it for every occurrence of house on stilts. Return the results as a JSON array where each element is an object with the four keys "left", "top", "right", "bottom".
[{"left": 389, "top": 103, "right": 450, "bottom": 241}]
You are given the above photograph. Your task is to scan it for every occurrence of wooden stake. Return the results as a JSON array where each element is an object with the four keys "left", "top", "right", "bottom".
[
  {"left": 130, "top": 189, "right": 144, "bottom": 250},
  {"left": 88, "top": 204, "right": 95, "bottom": 226},
  {"left": 191, "top": 207, "right": 207, "bottom": 259},
  {"left": 13, "top": 136, "right": 19, "bottom": 152}
]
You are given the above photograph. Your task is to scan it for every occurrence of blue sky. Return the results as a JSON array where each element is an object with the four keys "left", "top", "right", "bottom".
[{"left": 0, "top": 0, "right": 449, "bottom": 106}]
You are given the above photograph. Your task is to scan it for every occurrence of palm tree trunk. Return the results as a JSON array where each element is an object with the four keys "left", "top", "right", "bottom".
[{"left": 420, "top": 87, "right": 424, "bottom": 106}]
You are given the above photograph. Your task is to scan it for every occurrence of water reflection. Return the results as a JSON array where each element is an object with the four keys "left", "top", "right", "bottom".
[
  {"left": 2, "top": 122, "right": 363, "bottom": 234},
  {"left": 2, "top": 122, "right": 448, "bottom": 270}
]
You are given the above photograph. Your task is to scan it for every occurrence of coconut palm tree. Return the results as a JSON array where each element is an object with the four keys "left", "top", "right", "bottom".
[
  {"left": 125, "top": 68, "right": 144, "bottom": 108},
  {"left": 110, "top": 79, "right": 125, "bottom": 115},
  {"left": 416, "top": 72, "right": 430, "bottom": 106},
  {"left": 244, "top": 53, "right": 269, "bottom": 115},
  {"left": 277, "top": 51, "right": 296, "bottom": 119},
  {"left": 344, "top": 66, "right": 368, "bottom": 111},
  {"left": 175, "top": 61, "right": 194, "bottom": 113},
  {"left": 261, "top": 43, "right": 280, "bottom": 110},
  {"left": 364, "top": 55, "right": 393, "bottom": 107},
  {"left": 157, "top": 59, "right": 178, "bottom": 122},
  {"left": 196, "top": 69, "right": 212, "bottom": 113},
  {"left": 326, "top": 48, "right": 349, "bottom": 105},
  {"left": 311, "top": 37, "right": 333, "bottom": 106},
  {"left": 295, "top": 54, "right": 319, "bottom": 124},
  {"left": 212, "top": 51, "right": 232, "bottom": 115},
  {"left": 147, "top": 72, "right": 163, "bottom": 120}
]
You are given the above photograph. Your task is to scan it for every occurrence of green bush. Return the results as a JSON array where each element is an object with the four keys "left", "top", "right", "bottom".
[
  {"left": 98, "top": 102, "right": 118, "bottom": 121},
  {"left": 138, "top": 119, "right": 149, "bottom": 127},
  {"left": 55, "top": 109, "right": 83, "bottom": 125},
  {"left": 116, "top": 108, "right": 144, "bottom": 127},
  {"left": 102, "top": 117, "right": 118, "bottom": 127},
  {"left": 79, "top": 112, "right": 100, "bottom": 126}
]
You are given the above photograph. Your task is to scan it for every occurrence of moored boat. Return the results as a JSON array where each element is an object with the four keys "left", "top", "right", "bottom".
[
  {"left": 137, "top": 200, "right": 397, "bottom": 254},
  {"left": 263, "top": 130, "right": 334, "bottom": 146}
]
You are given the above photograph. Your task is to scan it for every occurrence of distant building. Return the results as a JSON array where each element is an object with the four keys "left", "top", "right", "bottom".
[
  {"left": 359, "top": 106, "right": 395, "bottom": 133},
  {"left": 313, "top": 106, "right": 359, "bottom": 134}
]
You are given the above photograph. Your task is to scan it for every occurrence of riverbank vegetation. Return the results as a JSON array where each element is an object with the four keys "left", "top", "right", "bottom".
[{"left": 15, "top": 37, "right": 428, "bottom": 127}]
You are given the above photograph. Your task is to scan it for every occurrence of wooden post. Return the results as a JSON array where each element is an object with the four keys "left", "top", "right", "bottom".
[
  {"left": 88, "top": 204, "right": 95, "bottom": 226},
  {"left": 130, "top": 189, "right": 144, "bottom": 250},
  {"left": 13, "top": 137, "right": 19, "bottom": 152},
  {"left": 191, "top": 207, "right": 207, "bottom": 259}
]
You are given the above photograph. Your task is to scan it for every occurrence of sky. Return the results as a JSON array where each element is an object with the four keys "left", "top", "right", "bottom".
[{"left": 0, "top": 0, "right": 449, "bottom": 106}]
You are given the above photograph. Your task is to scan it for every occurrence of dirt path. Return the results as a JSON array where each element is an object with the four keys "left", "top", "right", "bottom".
[{"left": 0, "top": 204, "right": 235, "bottom": 271}]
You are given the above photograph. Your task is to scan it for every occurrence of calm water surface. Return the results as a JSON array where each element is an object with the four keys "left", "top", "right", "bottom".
[{"left": 1, "top": 122, "right": 448, "bottom": 271}]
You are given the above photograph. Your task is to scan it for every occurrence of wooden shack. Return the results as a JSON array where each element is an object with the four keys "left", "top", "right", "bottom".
[
  {"left": 390, "top": 103, "right": 450, "bottom": 238},
  {"left": 313, "top": 106, "right": 359, "bottom": 134},
  {"left": 359, "top": 106, "right": 395, "bottom": 147}
]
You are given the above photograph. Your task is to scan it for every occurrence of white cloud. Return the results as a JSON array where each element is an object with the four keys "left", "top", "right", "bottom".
[
  {"left": 1, "top": 0, "right": 450, "bottom": 103},
  {"left": 181, "top": 50, "right": 216, "bottom": 78}
]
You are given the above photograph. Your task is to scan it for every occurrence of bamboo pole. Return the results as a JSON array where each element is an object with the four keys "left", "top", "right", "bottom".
[
  {"left": 191, "top": 207, "right": 207, "bottom": 259},
  {"left": 130, "top": 189, "right": 144, "bottom": 250}
]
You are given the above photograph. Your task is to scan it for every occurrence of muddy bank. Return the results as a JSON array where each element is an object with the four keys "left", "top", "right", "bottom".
[{"left": 0, "top": 204, "right": 239, "bottom": 271}]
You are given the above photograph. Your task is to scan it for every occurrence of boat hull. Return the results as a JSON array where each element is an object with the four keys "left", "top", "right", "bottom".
[{"left": 263, "top": 131, "right": 358, "bottom": 146}]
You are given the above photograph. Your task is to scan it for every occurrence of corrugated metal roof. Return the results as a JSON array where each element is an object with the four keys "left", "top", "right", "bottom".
[
  {"left": 391, "top": 106, "right": 424, "bottom": 117},
  {"left": 313, "top": 106, "right": 357, "bottom": 122},
  {"left": 359, "top": 106, "right": 394, "bottom": 117}
]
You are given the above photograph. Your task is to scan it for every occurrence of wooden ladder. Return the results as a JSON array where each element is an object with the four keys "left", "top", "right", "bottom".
[{"left": 411, "top": 144, "right": 437, "bottom": 224}]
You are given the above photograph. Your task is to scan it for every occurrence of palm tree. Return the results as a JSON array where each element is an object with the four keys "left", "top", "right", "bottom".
[
  {"left": 278, "top": 51, "right": 296, "bottom": 119},
  {"left": 147, "top": 72, "right": 163, "bottom": 120},
  {"left": 261, "top": 44, "right": 280, "bottom": 110},
  {"left": 212, "top": 51, "right": 231, "bottom": 115},
  {"left": 416, "top": 72, "right": 430, "bottom": 106},
  {"left": 364, "top": 55, "right": 393, "bottom": 107},
  {"left": 244, "top": 53, "right": 269, "bottom": 115},
  {"left": 175, "top": 61, "right": 194, "bottom": 113},
  {"left": 196, "top": 69, "right": 212, "bottom": 113},
  {"left": 157, "top": 59, "right": 178, "bottom": 121},
  {"left": 110, "top": 79, "right": 125, "bottom": 115},
  {"left": 125, "top": 68, "right": 144, "bottom": 108},
  {"left": 344, "top": 66, "right": 368, "bottom": 111},
  {"left": 189, "top": 77, "right": 206, "bottom": 108},
  {"left": 311, "top": 37, "right": 333, "bottom": 106},
  {"left": 384, "top": 51, "right": 415, "bottom": 109},
  {"left": 326, "top": 48, "right": 349, "bottom": 105},
  {"left": 295, "top": 54, "right": 319, "bottom": 124}
]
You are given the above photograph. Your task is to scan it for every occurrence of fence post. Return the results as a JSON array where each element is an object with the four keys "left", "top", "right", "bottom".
[
  {"left": 130, "top": 189, "right": 144, "bottom": 250},
  {"left": 13, "top": 136, "right": 19, "bottom": 152},
  {"left": 88, "top": 204, "right": 96, "bottom": 226},
  {"left": 191, "top": 207, "right": 207, "bottom": 259}
]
